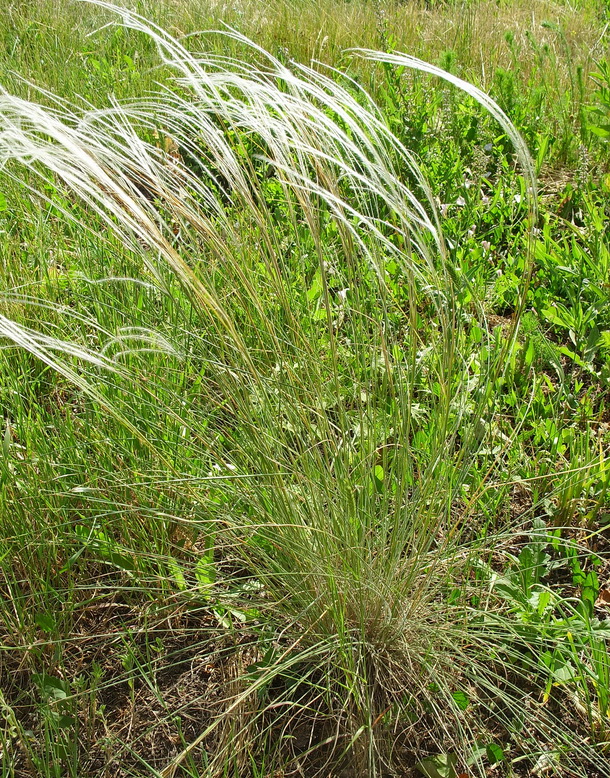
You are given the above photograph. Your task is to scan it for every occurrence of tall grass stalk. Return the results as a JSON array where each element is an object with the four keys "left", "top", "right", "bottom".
[{"left": 0, "top": 3, "right": 605, "bottom": 776}]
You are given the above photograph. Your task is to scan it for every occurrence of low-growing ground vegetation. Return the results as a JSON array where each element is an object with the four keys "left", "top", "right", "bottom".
[{"left": 0, "top": 1, "right": 609, "bottom": 776}]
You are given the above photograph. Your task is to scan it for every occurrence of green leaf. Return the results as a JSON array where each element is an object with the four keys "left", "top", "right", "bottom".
[
  {"left": 524, "top": 338, "right": 535, "bottom": 368},
  {"left": 558, "top": 345, "right": 585, "bottom": 368},
  {"left": 528, "top": 589, "right": 551, "bottom": 616},
  {"left": 552, "top": 660, "right": 576, "bottom": 683},
  {"left": 0, "top": 192, "right": 6, "bottom": 212},
  {"left": 467, "top": 742, "right": 487, "bottom": 766},
  {"left": 485, "top": 743, "right": 504, "bottom": 765},
  {"left": 415, "top": 753, "right": 458, "bottom": 778},
  {"left": 589, "top": 124, "right": 610, "bottom": 138},
  {"left": 195, "top": 553, "right": 216, "bottom": 587},
  {"left": 581, "top": 570, "right": 599, "bottom": 615},
  {"left": 373, "top": 464, "right": 384, "bottom": 492},
  {"left": 451, "top": 690, "right": 470, "bottom": 710},
  {"left": 213, "top": 607, "right": 232, "bottom": 629},
  {"left": 306, "top": 269, "right": 323, "bottom": 302},
  {"left": 2, "top": 420, "right": 10, "bottom": 459},
  {"left": 34, "top": 613, "right": 56, "bottom": 633},
  {"left": 470, "top": 325, "right": 483, "bottom": 344},
  {"left": 167, "top": 558, "right": 187, "bottom": 591},
  {"left": 32, "top": 674, "right": 69, "bottom": 702}
]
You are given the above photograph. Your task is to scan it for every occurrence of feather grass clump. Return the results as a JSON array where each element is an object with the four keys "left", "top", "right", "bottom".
[{"left": 0, "top": 3, "right": 605, "bottom": 777}]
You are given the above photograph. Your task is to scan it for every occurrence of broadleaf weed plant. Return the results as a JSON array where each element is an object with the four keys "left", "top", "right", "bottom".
[{"left": 0, "top": 2, "right": 607, "bottom": 776}]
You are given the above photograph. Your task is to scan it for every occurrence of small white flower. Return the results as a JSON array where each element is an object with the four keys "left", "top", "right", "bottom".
[{"left": 337, "top": 287, "right": 349, "bottom": 302}]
